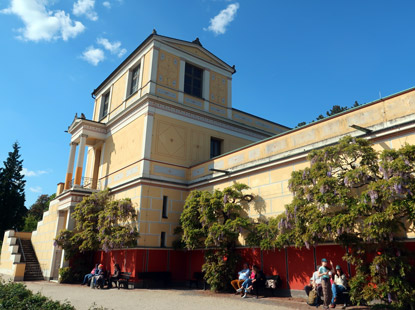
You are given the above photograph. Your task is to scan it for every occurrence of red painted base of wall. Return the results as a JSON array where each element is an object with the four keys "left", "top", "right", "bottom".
[{"left": 89, "top": 241, "right": 415, "bottom": 291}]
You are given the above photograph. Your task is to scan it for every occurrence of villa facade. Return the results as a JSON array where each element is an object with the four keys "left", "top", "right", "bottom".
[{"left": 1, "top": 32, "right": 415, "bottom": 291}]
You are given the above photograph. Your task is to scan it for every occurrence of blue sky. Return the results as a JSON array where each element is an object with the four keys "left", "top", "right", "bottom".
[{"left": 1, "top": 0, "right": 415, "bottom": 208}]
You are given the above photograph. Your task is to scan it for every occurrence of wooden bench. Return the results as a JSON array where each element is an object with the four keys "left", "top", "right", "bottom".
[
  {"left": 137, "top": 271, "right": 171, "bottom": 288},
  {"left": 251, "top": 275, "right": 281, "bottom": 298},
  {"left": 117, "top": 272, "right": 132, "bottom": 289}
]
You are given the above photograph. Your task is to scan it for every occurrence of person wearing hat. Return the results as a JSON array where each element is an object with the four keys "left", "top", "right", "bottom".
[
  {"left": 318, "top": 258, "right": 332, "bottom": 310},
  {"left": 330, "top": 264, "right": 348, "bottom": 308},
  {"left": 91, "top": 264, "right": 105, "bottom": 289}
]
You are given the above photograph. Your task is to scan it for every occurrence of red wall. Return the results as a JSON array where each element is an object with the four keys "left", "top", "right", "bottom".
[{"left": 90, "top": 241, "right": 415, "bottom": 290}]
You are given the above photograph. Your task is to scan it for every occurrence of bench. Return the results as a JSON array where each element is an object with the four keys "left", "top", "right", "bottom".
[
  {"left": 117, "top": 272, "right": 132, "bottom": 289},
  {"left": 189, "top": 272, "right": 207, "bottom": 290},
  {"left": 251, "top": 275, "right": 281, "bottom": 298},
  {"left": 137, "top": 271, "right": 171, "bottom": 288}
]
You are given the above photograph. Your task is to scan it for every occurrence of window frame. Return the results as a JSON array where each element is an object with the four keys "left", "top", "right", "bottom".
[
  {"left": 127, "top": 64, "right": 140, "bottom": 97},
  {"left": 160, "top": 232, "right": 166, "bottom": 248},
  {"left": 184, "top": 62, "right": 203, "bottom": 98},
  {"left": 162, "top": 196, "right": 168, "bottom": 219},
  {"left": 210, "top": 137, "right": 222, "bottom": 158},
  {"left": 99, "top": 92, "right": 110, "bottom": 120}
]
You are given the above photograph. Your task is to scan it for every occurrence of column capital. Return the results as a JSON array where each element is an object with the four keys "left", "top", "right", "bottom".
[
  {"left": 80, "top": 134, "right": 88, "bottom": 138},
  {"left": 70, "top": 142, "right": 78, "bottom": 146}
]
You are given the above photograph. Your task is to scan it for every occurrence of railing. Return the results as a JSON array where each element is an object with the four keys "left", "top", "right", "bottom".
[
  {"left": 69, "top": 177, "right": 100, "bottom": 190},
  {"left": 15, "top": 229, "right": 26, "bottom": 263}
]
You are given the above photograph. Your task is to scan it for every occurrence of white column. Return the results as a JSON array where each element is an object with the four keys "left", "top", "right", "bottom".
[
  {"left": 227, "top": 78, "right": 232, "bottom": 118},
  {"left": 64, "top": 142, "right": 78, "bottom": 189},
  {"left": 149, "top": 48, "right": 159, "bottom": 95},
  {"left": 203, "top": 70, "right": 210, "bottom": 112},
  {"left": 74, "top": 134, "right": 87, "bottom": 186},
  {"left": 178, "top": 59, "right": 185, "bottom": 104}
]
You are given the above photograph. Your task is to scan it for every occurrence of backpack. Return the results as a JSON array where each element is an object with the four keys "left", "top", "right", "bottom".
[{"left": 308, "top": 289, "right": 318, "bottom": 306}]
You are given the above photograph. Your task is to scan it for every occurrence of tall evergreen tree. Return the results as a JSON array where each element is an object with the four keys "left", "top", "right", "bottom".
[{"left": 0, "top": 142, "right": 27, "bottom": 238}]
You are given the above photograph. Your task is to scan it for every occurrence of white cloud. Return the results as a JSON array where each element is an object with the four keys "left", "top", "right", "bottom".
[
  {"left": 1, "top": 0, "right": 85, "bottom": 42},
  {"left": 29, "top": 186, "right": 43, "bottom": 193},
  {"left": 97, "top": 37, "right": 126, "bottom": 57},
  {"left": 73, "top": 0, "right": 98, "bottom": 21},
  {"left": 81, "top": 46, "right": 104, "bottom": 65},
  {"left": 22, "top": 168, "right": 48, "bottom": 177},
  {"left": 102, "top": 1, "right": 111, "bottom": 9},
  {"left": 204, "top": 2, "right": 239, "bottom": 35}
]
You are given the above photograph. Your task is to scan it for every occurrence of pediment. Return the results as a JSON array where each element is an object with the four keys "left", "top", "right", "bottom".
[{"left": 156, "top": 37, "right": 234, "bottom": 73}]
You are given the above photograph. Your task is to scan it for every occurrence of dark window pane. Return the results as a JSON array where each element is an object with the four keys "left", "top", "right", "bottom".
[
  {"left": 184, "top": 63, "right": 203, "bottom": 98},
  {"left": 210, "top": 138, "right": 222, "bottom": 158}
]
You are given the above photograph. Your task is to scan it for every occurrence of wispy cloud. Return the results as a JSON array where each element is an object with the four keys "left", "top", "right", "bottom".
[
  {"left": 73, "top": 0, "right": 98, "bottom": 21},
  {"left": 1, "top": 0, "right": 85, "bottom": 42},
  {"left": 204, "top": 2, "right": 239, "bottom": 35},
  {"left": 22, "top": 168, "right": 49, "bottom": 177},
  {"left": 81, "top": 46, "right": 105, "bottom": 65},
  {"left": 29, "top": 186, "right": 43, "bottom": 193},
  {"left": 97, "top": 37, "right": 126, "bottom": 57},
  {"left": 102, "top": 1, "right": 111, "bottom": 9}
]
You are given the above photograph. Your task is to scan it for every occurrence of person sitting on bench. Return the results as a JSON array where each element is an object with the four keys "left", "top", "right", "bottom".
[
  {"left": 82, "top": 264, "right": 98, "bottom": 286},
  {"left": 330, "top": 264, "right": 348, "bottom": 308},
  {"left": 108, "top": 263, "right": 121, "bottom": 289},
  {"left": 230, "top": 263, "right": 250, "bottom": 294},
  {"left": 305, "top": 265, "right": 322, "bottom": 300}
]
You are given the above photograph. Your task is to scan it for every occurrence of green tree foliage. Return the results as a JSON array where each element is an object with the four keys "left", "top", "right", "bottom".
[
  {"left": 179, "top": 183, "right": 253, "bottom": 291},
  {"left": 296, "top": 102, "right": 360, "bottom": 127},
  {"left": 0, "top": 280, "right": 75, "bottom": 310},
  {"left": 55, "top": 189, "right": 139, "bottom": 259},
  {"left": 257, "top": 136, "right": 415, "bottom": 309},
  {"left": 22, "top": 193, "right": 56, "bottom": 232},
  {"left": 0, "top": 142, "right": 26, "bottom": 238}
]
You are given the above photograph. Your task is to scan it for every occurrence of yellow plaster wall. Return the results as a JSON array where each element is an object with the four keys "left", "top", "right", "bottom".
[
  {"left": 110, "top": 72, "right": 127, "bottom": 113},
  {"left": 139, "top": 184, "right": 188, "bottom": 247},
  {"left": 172, "top": 43, "right": 223, "bottom": 67},
  {"left": 157, "top": 50, "right": 180, "bottom": 90},
  {"left": 0, "top": 231, "right": 14, "bottom": 275},
  {"left": 209, "top": 71, "right": 228, "bottom": 107},
  {"left": 31, "top": 200, "right": 60, "bottom": 277},
  {"left": 93, "top": 94, "right": 103, "bottom": 122},
  {"left": 232, "top": 110, "right": 286, "bottom": 135},
  {"left": 191, "top": 90, "right": 415, "bottom": 181},
  {"left": 141, "top": 49, "right": 153, "bottom": 96},
  {"left": 151, "top": 113, "right": 253, "bottom": 166},
  {"left": 101, "top": 115, "right": 145, "bottom": 178}
]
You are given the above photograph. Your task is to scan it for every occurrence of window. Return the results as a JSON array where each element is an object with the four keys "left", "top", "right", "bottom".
[
  {"left": 128, "top": 65, "right": 140, "bottom": 96},
  {"left": 162, "top": 196, "right": 168, "bottom": 219},
  {"left": 210, "top": 137, "right": 222, "bottom": 158},
  {"left": 160, "top": 232, "right": 166, "bottom": 248},
  {"left": 184, "top": 63, "right": 203, "bottom": 98},
  {"left": 100, "top": 92, "right": 110, "bottom": 119}
]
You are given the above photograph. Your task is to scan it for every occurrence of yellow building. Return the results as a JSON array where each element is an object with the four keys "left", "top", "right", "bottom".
[{"left": 1, "top": 32, "right": 415, "bottom": 285}]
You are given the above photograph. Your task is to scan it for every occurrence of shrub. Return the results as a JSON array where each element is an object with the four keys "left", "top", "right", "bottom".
[
  {"left": 59, "top": 267, "right": 74, "bottom": 284},
  {"left": 0, "top": 280, "right": 74, "bottom": 310}
]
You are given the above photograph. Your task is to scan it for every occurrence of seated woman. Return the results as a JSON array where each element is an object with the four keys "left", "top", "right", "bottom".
[
  {"left": 330, "top": 265, "right": 348, "bottom": 308},
  {"left": 109, "top": 263, "right": 121, "bottom": 289},
  {"left": 82, "top": 264, "right": 98, "bottom": 286},
  {"left": 237, "top": 266, "right": 256, "bottom": 297},
  {"left": 92, "top": 264, "right": 105, "bottom": 289},
  {"left": 248, "top": 265, "right": 265, "bottom": 299}
]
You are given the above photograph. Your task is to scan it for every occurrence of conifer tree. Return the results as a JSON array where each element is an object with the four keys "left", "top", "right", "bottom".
[{"left": 0, "top": 142, "right": 27, "bottom": 238}]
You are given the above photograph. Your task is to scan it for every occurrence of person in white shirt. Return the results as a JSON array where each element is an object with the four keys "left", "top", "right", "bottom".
[
  {"left": 230, "top": 263, "right": 250, "bottom": 293},
  {"left": 304, "top": 266, "right": 322, "bottom": 298}
]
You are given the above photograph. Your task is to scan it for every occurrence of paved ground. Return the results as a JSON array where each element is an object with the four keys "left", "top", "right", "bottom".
[
  {"left": 23, "top": 281, "right": 369, "bottom": 310},
  {"left": 23, "top": 281, "right": 311, "bottom": 310}
]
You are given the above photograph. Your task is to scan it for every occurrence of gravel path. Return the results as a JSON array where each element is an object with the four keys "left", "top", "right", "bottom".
[{"left": 23, "top": 281, "right": 310, "bottom": 310}]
